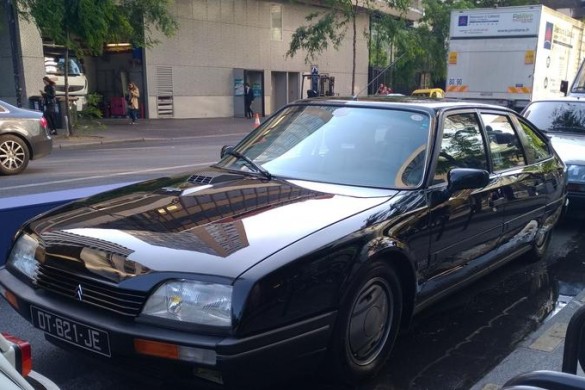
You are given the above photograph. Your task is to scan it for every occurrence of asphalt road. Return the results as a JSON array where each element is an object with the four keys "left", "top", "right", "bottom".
[
  {"left": 1, "top": 138, "right": 585, "bottom": 389},
  {"left": 1, "top": 136, "right": 245, "bottom": 198}
]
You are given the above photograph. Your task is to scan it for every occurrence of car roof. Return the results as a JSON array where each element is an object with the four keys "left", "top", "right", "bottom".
[
  {"left": 293, "top": 96, "right": 517, "bottom": 115},
  {"left": 412, "top": 88, "right": 444, "bottom": 93},
  {"left": 528, "top": 97, "right": 585, "bottom": 104}
]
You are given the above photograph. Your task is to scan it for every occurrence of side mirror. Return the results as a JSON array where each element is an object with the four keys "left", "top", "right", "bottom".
[
  {"left": 560, "top": 80, "right": 569, "bottom": 95},
  {"left": 447, "top": 168, "right": 490, "bottom": 193},
  {"left": 430, "top": 168, "right": 490, "bottom": 206},
  {"left": 221, "top": 145, "right": 234, "bottom": 159}
]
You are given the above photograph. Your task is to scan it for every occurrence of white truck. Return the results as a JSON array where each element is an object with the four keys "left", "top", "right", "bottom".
[
  {"left": 43, "top": 44, "right": 88, "bottom": 112},
  {"left": 446, "top": 5, "right": 585, "bottom": 111}
]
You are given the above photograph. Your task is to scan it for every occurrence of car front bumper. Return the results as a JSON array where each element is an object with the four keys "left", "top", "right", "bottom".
[
  {"left": 567, "top": 181, "right": 585, "bottom": 200},
  {"left": 0, "top": 268, "right": 336, "bottom": 386}
]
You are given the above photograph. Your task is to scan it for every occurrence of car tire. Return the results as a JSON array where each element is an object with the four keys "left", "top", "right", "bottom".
[
  {"left": 327, "top": 262, "right": 402, "bottom": 384},
  {"left": 0, "top": 135, "right": 29, "bottom": 175}
]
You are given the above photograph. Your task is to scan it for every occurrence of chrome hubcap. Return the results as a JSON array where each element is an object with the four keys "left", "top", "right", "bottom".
[
  {"left": 0, "top": 140, "right": 25, "bottom": 170},
  {"left": 347, "top": 277, "right": 393, "bottom": 366}
]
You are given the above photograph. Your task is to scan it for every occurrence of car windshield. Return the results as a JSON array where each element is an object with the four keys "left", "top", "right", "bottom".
[
  {"left": 45, "top": 56, "right": 83, "bottom": 76},
  {"left": 215, "top": 104, "right": 431, "bottom": 189},
  {"left": 524, "top": 101, "right": 585, "bottom": 134}
]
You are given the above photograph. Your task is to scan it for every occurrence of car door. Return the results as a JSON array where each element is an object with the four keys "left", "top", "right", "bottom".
[
  {"left": 420, "top": 110, "right": 505, "bottom": 301},
  {"left": 481, "top": 111, "right": 558, "bottom": 255}
]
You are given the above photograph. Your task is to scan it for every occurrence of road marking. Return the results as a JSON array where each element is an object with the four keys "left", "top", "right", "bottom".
[{"left": 1, "top": 162, "right": 214, "bottom": 191}]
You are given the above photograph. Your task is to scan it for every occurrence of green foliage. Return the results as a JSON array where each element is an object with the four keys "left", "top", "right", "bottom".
[
  {"left": 287, "top": 0, "right": 411, "bottom": 93},
  {"left": 74, "top": 92, "right": 107, "bottom": 133},
  {"left": 77, "top": 92, "right": 103, "bottom": 120},
  {"left": 287, "top": 12, "right": 345, "bottom": 63},
  {"left": 15, "top": 0, "right": 178, "bottom": 56}
]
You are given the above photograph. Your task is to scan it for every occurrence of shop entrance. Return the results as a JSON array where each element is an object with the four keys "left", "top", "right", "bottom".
[{"left": 233, "top": 69, "right": 264, "bottom": 118}]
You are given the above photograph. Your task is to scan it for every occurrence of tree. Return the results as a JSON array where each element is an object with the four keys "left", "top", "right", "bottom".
[
  {"left": 15, "top": 0, "right": 178, "bottom": 135},
  {"left": 286, "top": 0, "right": 410, "bottom": 95}
]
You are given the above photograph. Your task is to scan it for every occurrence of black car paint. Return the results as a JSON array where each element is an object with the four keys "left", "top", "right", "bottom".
[{"left": 0, "top": 99, "right": 566, "bottom": 386}]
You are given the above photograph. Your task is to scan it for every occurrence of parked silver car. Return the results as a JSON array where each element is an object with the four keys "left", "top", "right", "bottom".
[
  {"left": 0, "top": 100, "right": 53, "bottom": 175},
  {"left": 522, "top": 98, "right": 585, "bottom": 202}
]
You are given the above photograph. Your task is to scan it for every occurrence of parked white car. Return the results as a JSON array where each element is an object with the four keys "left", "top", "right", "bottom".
[{"left": 0, "top": 332, "right": 60, "bottom": 390}]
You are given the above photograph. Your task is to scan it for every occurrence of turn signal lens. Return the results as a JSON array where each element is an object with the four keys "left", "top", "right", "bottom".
[
  {"left": 3, "top": 289, "right": 19, "bottom": 310},
  {"left": 134, "top": 339, "right": 178, "bottom": 359},
  {"left": 134, "top": 338, "right": 216, "bottom": 365}
]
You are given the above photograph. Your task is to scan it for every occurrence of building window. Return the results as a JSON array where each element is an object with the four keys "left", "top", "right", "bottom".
[{"left": 271, "top": 5, "right": 282, "bottom": 41}]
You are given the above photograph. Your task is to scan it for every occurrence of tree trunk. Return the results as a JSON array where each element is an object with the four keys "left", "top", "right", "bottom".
[{"left": 64, "top": 32, "right": 72, "bottom": 135}]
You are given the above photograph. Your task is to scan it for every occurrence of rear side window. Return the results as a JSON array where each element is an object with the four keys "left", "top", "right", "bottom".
[
  {"left": 515, "top": 118, "right": 550, "bottom": 163},
  {"left": 481, "top": 113, "right": 525, "bottom": 171}
]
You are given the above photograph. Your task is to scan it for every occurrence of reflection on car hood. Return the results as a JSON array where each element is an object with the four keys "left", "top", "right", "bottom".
[
  {"left": 549, "top": 134, "right": 585, "bottom": 164},
  {"left": 28, "top": 170, "right": 395, "bottom": 281}
]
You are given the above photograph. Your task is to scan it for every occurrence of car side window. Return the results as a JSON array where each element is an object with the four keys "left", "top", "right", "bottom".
[
  {"left": 481, "top": 113, "right": 526, "bottom": 171},
  {"left": 515, "top": 118, "right": 551, "bottom": 163},
  {"left": 433, "top": 113, "right": 488, "bottom": 185}
]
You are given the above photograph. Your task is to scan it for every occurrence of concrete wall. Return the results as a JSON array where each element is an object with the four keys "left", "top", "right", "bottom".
[
  {"left": 145, "top": 0, "right": 370, "bottom": 119},
  {"left": 0, "top": 4, "right": 17, "bottom": 104},
  {"left": 0, "top": 3, "right": 50, "bottom": 108}
]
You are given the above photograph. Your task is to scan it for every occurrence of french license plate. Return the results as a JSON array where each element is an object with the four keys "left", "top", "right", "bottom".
[{"left": 30, "top": 306, "right": 111, "bottom": 357}]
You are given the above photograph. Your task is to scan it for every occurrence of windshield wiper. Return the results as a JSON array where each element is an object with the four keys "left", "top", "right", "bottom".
[{"left": 225, "top": 150, "right": 272, "bottom": 180}]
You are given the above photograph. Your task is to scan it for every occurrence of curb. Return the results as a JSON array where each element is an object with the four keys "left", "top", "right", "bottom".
[
  {"left": 472, "top": 290, "right": 585, "bottom": 389},
  {"left": 53, "top": 135, "right": 209, "bottom": 149}
]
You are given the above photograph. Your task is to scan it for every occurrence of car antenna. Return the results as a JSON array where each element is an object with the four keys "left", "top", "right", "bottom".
[{"left": 352, "top": 53, "right": 405, "bottom": 100}]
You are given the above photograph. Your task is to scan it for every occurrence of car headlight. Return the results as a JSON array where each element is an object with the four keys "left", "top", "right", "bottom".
[
  {"left": 142, "top": 280, "right": 232, "bottom": 328},
  {"left": 566, "top": 164, "right": 585, "bottom": 184},
  {"left": 7, "top": 234, "right": 40, "bottom": 280}
]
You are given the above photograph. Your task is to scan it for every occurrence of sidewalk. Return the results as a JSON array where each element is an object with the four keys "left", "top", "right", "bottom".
[
  {"left": 472, "top": 289, "right": 585, "bottom": 389},
  {"left": 51, "top": 117, "right": 258, "bottom": 149}
]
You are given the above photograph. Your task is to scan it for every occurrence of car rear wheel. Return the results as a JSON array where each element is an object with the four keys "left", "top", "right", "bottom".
[
  {"left": 0, "top": 135, "right": 29, "bottom": 175},
  {"left": 529, "top": 228, "right": 552, "bottom": 262},
  {"left": 328, "top": 262, "right": 402, "bottom": 384}
]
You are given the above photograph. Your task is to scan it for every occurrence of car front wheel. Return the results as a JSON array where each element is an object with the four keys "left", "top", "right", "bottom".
[
  {"left": 0, "top": 135, "right": 30, "bottom": 175},
  {"left": 328, "top": 262, "right": 402, "bottom": 384}
]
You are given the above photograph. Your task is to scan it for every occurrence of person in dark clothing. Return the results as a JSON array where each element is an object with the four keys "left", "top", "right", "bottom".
[
  {"left": 244, "top": 83, "right": 254, "bottom": 119},
  {"left": 41, "top": 76, "right": 58, "bottom": 135}
]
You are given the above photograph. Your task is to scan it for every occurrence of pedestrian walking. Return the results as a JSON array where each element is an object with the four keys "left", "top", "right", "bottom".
[
  {"left": 127, "top": 82, "right": 140, "bottom": 124},
  {"left": 244, "top": 83, "right": 254, "bottom": 119},
  {"left": 41, "top": 76, "right": 58, "bottom": 135}
]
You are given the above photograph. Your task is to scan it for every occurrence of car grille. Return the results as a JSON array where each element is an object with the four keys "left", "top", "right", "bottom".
[{"left": 34, "top": 264, "right": 148, "bottom": 317}]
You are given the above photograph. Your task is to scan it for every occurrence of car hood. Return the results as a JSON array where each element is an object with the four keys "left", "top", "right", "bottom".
[
  {"left": 548, "top": 133, "right": 585, "bottom": 165},
  {"left": 28, "top": 170, "right": 396, "bottom": 282}
]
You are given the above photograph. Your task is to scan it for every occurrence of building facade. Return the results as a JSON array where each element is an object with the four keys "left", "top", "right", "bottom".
[{"left": 1, "top": 0, "right": 422, "bottom": 120}]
